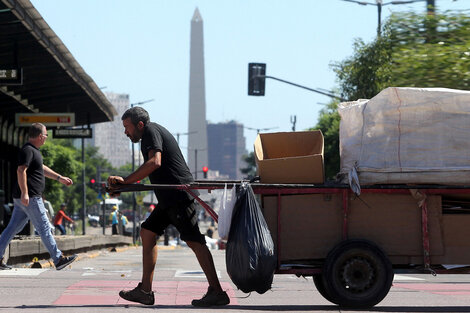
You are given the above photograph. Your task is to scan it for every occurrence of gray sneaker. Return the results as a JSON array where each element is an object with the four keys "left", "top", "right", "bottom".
[
  {"left": 0, "top": 258, "right": 12, "bottom": 270},
  {"left": 191, "top": 286, "right": 230, "bottom": 307},
  {"left": 119, "top": 283, "right": 155, "bottom": 305}
]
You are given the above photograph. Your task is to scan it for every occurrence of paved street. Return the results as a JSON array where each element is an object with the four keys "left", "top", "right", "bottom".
[{"left": 2, "top": 245, "right": 470, "bottom": 312}]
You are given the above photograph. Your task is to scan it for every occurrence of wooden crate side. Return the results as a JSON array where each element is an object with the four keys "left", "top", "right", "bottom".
[{"left": 262, "top": 194, "right": 342, "bottom": 261}]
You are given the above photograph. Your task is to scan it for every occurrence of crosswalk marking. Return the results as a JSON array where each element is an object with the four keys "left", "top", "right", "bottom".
[
  {"left": 175, "top": 269, "right": 221, "bottom": 278},
  {"left": 393, "top": 274, "right": 425, "bottom": 281},
  {"left": 0, "top": 268, "right": 48, "bottom": 276}
]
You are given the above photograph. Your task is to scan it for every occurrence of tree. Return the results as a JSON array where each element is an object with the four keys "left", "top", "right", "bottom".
[
  {"left": 41, "top": 139, "right": 120, "bottom": 215},
  {"left": 332, "top": 10, "right": 470, "bottom": 101},
  {"left": 311, "top": 101, "right": 341, "bottom": 181},
  {"left": 240, "top": 152, "right": 257, "bottom": 180},
  {"left": 41, "top": 140, "right": 82, "bottom": 211}
]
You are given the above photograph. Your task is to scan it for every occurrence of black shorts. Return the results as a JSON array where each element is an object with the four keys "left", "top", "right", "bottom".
[{"left": 141, "top": 200, "right": 205, "bottom": 245}]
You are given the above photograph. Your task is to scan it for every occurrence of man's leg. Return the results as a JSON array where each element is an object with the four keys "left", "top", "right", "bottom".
[
  {"left": 187, "top": 240, "right": 230, "bottom": 307},
  {"left": 27, "top": 197, "right": 62, "bottom": 264},
  {"left": 0, "top": 199, "right": 29, "bottom": 259},
  {"left": 140, "top": 227, "right": 157, "bottom": 292},
  {"left": 56, "top": 224, "right": 65, "bottom": 235},
  {"left": 186, "top": 241, "right": 222, "bottom": 292},
  {"left": 118, "top": 227, "right": 156, "bottom": 305}
]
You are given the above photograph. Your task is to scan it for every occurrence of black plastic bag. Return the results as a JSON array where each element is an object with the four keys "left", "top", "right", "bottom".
[{"left": 226, "top": 183, "right": 276, "bottom": 294}]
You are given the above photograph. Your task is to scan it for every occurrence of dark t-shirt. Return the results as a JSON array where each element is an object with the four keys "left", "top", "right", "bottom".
[
  {"left": 141, "top": 122, "right": 196, "bottom": 205},
  {"left": 13, "top": 142, "right": 45, "bottom": 198}
]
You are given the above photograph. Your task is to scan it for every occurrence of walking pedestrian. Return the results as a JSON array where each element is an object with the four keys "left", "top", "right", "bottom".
[
  {"left": 53, "top": 203, "right": 74, "bottom": 235},
  {"left": 108, "top": 107, "right": 229, "bottom": 307},
  {"left": 109, "top": 205, "right": 121, "bottom": 235},
  {"left": 0, "top": 123, "right": 77, "bottom": 270}
]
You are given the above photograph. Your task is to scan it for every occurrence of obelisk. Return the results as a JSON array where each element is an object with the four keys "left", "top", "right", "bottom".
[{"left": 187, "top": 7, "right": 208, "bottom": 178}]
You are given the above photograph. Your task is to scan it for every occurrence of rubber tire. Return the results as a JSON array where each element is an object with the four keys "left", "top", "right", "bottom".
[
  {"left": 313, "top": 274, "right": 338, "bottom": 304},
  {"left": 321, "top": 239, "right": 394, "bottom": 309}
]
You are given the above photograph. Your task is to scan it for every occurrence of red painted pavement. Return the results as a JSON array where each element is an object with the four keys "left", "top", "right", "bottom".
[{"left": 54, "top": 280, "right": 237, "bottom": 306}]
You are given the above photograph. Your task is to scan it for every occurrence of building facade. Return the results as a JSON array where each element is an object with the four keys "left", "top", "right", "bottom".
[
  {"left": 207, "top": 121, "right": 247, "bottom": 180},
  {"left": 89, "top": 92, "right": 131, "bottom": 168}
]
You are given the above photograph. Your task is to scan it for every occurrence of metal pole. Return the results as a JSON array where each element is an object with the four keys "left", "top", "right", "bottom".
[
  {"left": 290, "top": 115, "right": 297, "bottom": 132},
  {"left": 261, "top": 75, "right": 346, "bottom": 101},
  {"left": 132, "top": 142, "right": 136, "bottom": 243},
  {"left": 81, "top": 137, "right": 86, "bottom": 235},
  {"left": 102, "top": 198, "right": 105, "bottom": 235},
  {"left": 194, "top": 149, "right": 198, "bottom": 179},
  {"left": 377, "top": 2, "right": 382, "bottom": 37},
  {"left": 426, "top": 0, "right": 435, "bottom": 15}
]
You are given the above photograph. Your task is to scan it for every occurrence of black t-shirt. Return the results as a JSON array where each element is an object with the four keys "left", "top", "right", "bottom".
[
  {"left": 141, "top": 122, "right": 196, "bottom": 205},
  {"left": 13, "top": 142, "right": 45, "bottom": 198}
]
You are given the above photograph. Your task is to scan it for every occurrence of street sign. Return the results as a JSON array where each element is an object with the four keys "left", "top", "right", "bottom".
[
  {"left": 53, "top": 128, "right": 93, "bottom": 138},
  {"left": 0, "top": 68, "right": 23, "bottom": 85},
  {"left": 15, "top": 113, "right": 75, "bottom": 127}
]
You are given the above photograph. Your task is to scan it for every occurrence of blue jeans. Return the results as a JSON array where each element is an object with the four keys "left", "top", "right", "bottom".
[
  {"left": 0, "top": 197, "right": 62, "bottom": 264},
  {"left": 55, "top": 224, "right": 66, "bottom": 235}
]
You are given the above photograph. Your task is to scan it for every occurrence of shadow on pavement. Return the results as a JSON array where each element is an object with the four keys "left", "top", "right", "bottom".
[{"left": 5, "top": 304, "right": 470, "bottom": 312}]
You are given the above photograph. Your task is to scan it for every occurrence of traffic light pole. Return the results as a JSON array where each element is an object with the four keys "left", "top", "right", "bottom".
[
  {"left": 260, "top": 75, "right": 346, "bottom": 101},
  {"left": 132, "top": 143, "right": 136, "bottom": 244},
  {"left": 248, "top": 62, "right": 346, "bottom": 101},
  {"left": 81, "top": 137, "right": 86, "bottom": 235}
]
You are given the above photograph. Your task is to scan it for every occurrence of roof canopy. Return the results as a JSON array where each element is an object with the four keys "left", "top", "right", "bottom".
[{"left": 0, "top": 0, "right": 117, "bottom": 126}]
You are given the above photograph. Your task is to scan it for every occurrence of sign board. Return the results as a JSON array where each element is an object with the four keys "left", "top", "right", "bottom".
[
  {"left": 15, "top": 113, "right": 75, "bottom": 127},
  {"left": 53, "top": 128, "right": 93, "bottom": 138},
  {"left": 0, "top": 68, "right": 23, "bottom": 85}
]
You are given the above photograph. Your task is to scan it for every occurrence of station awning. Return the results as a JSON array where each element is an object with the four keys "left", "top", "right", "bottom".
[{"left": 0, "top": 0, "right": 117, "bottom": 127}]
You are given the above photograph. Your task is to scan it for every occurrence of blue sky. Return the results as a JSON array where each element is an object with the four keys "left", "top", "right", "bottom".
[{"left": 31, "top": 0, "right": 468, "bottom": 157}]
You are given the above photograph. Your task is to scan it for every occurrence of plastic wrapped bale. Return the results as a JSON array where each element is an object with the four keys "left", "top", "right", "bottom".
[
  {"left": 226, "top": 183, "right": 276, "bottom": 294},
  {"left": 339, "top": 87, "right": 470, "bottom": 189}
]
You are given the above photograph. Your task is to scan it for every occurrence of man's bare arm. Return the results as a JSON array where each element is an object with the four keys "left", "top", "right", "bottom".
[
  {"left": 17, "top": 165, "right": 29, "bottom": 206},
  {"left": 109, "top": 150, "right": 161, "bottom": 185}
]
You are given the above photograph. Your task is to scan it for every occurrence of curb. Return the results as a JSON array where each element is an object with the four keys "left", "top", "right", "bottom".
[{"left": 23, "top": 245, "right": 135, "bottom": 269}]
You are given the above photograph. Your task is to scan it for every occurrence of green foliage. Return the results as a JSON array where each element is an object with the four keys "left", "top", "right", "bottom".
[
  {"left": 41, "top": 141, "right": 81, "bottom": 211},
  {"left": 388, "top": 11, "right": 470, "bottom": 89},
  {"left": 332, "top": 11, "right": 470, "bottom": 102},
  {"left": 332, "top": 37, "right": 392, "bottom": 101},
  {"left": 240, "top": 152, "right": 257, "bottom": 180},
  {"left": 311, "top": 101, "right": 340, "bottom": 181},
  {"left": 41, "top": 139, "right": 126, "bottom": 215}
]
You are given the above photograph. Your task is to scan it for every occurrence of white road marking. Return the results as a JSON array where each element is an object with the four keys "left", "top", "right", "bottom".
[
  {"left": 0, "top": 268, "right": 48, "bottom": 276},
  {"left": 175, "top": 269, "right": 220, "bottom": 278},
  {"left": 393, "top": 274, "right": 425, "bottom": 281}
]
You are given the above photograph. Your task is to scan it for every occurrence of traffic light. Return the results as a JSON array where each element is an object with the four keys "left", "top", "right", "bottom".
[
  {"left": 202, "top": 166, "right": 208, "bottom": 179},
  {"left": 248, "top": 63, "right": 266, "bottom": 96},
  {"left": 89, "top": 178, "right": 98, "bottom": 191}
]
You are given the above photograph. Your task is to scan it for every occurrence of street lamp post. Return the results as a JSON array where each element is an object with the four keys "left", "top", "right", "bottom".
[
  {"left": 341, "top": 0, "right": 428, "bottom": 37},
  {"left": 130, "top": 99, "right": 154, "bottom": 243}
]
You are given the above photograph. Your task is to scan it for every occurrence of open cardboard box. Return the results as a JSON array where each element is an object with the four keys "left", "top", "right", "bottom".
[{"left": 254, "top": 130, "right": 324, "bottom": 184}]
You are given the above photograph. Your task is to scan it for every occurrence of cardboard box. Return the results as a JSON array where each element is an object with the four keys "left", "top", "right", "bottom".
[{"left": 254, "top": 131, "right": 324, "bottom": 184}]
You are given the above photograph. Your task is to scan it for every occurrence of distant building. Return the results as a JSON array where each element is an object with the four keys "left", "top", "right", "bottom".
[
  {"left": 207, "top": 121, "right": 247, "bottom": 180},
  {"left": 89, "top": 92, "right": 131, "bottom": 168}
]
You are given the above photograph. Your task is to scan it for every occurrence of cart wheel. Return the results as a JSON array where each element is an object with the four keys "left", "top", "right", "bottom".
[
  {"left": 313, "top": 274, "right": 338, "bottom": 304},
  {"left": 321, "top": 239, "right": 394, "bottom": 309}
]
